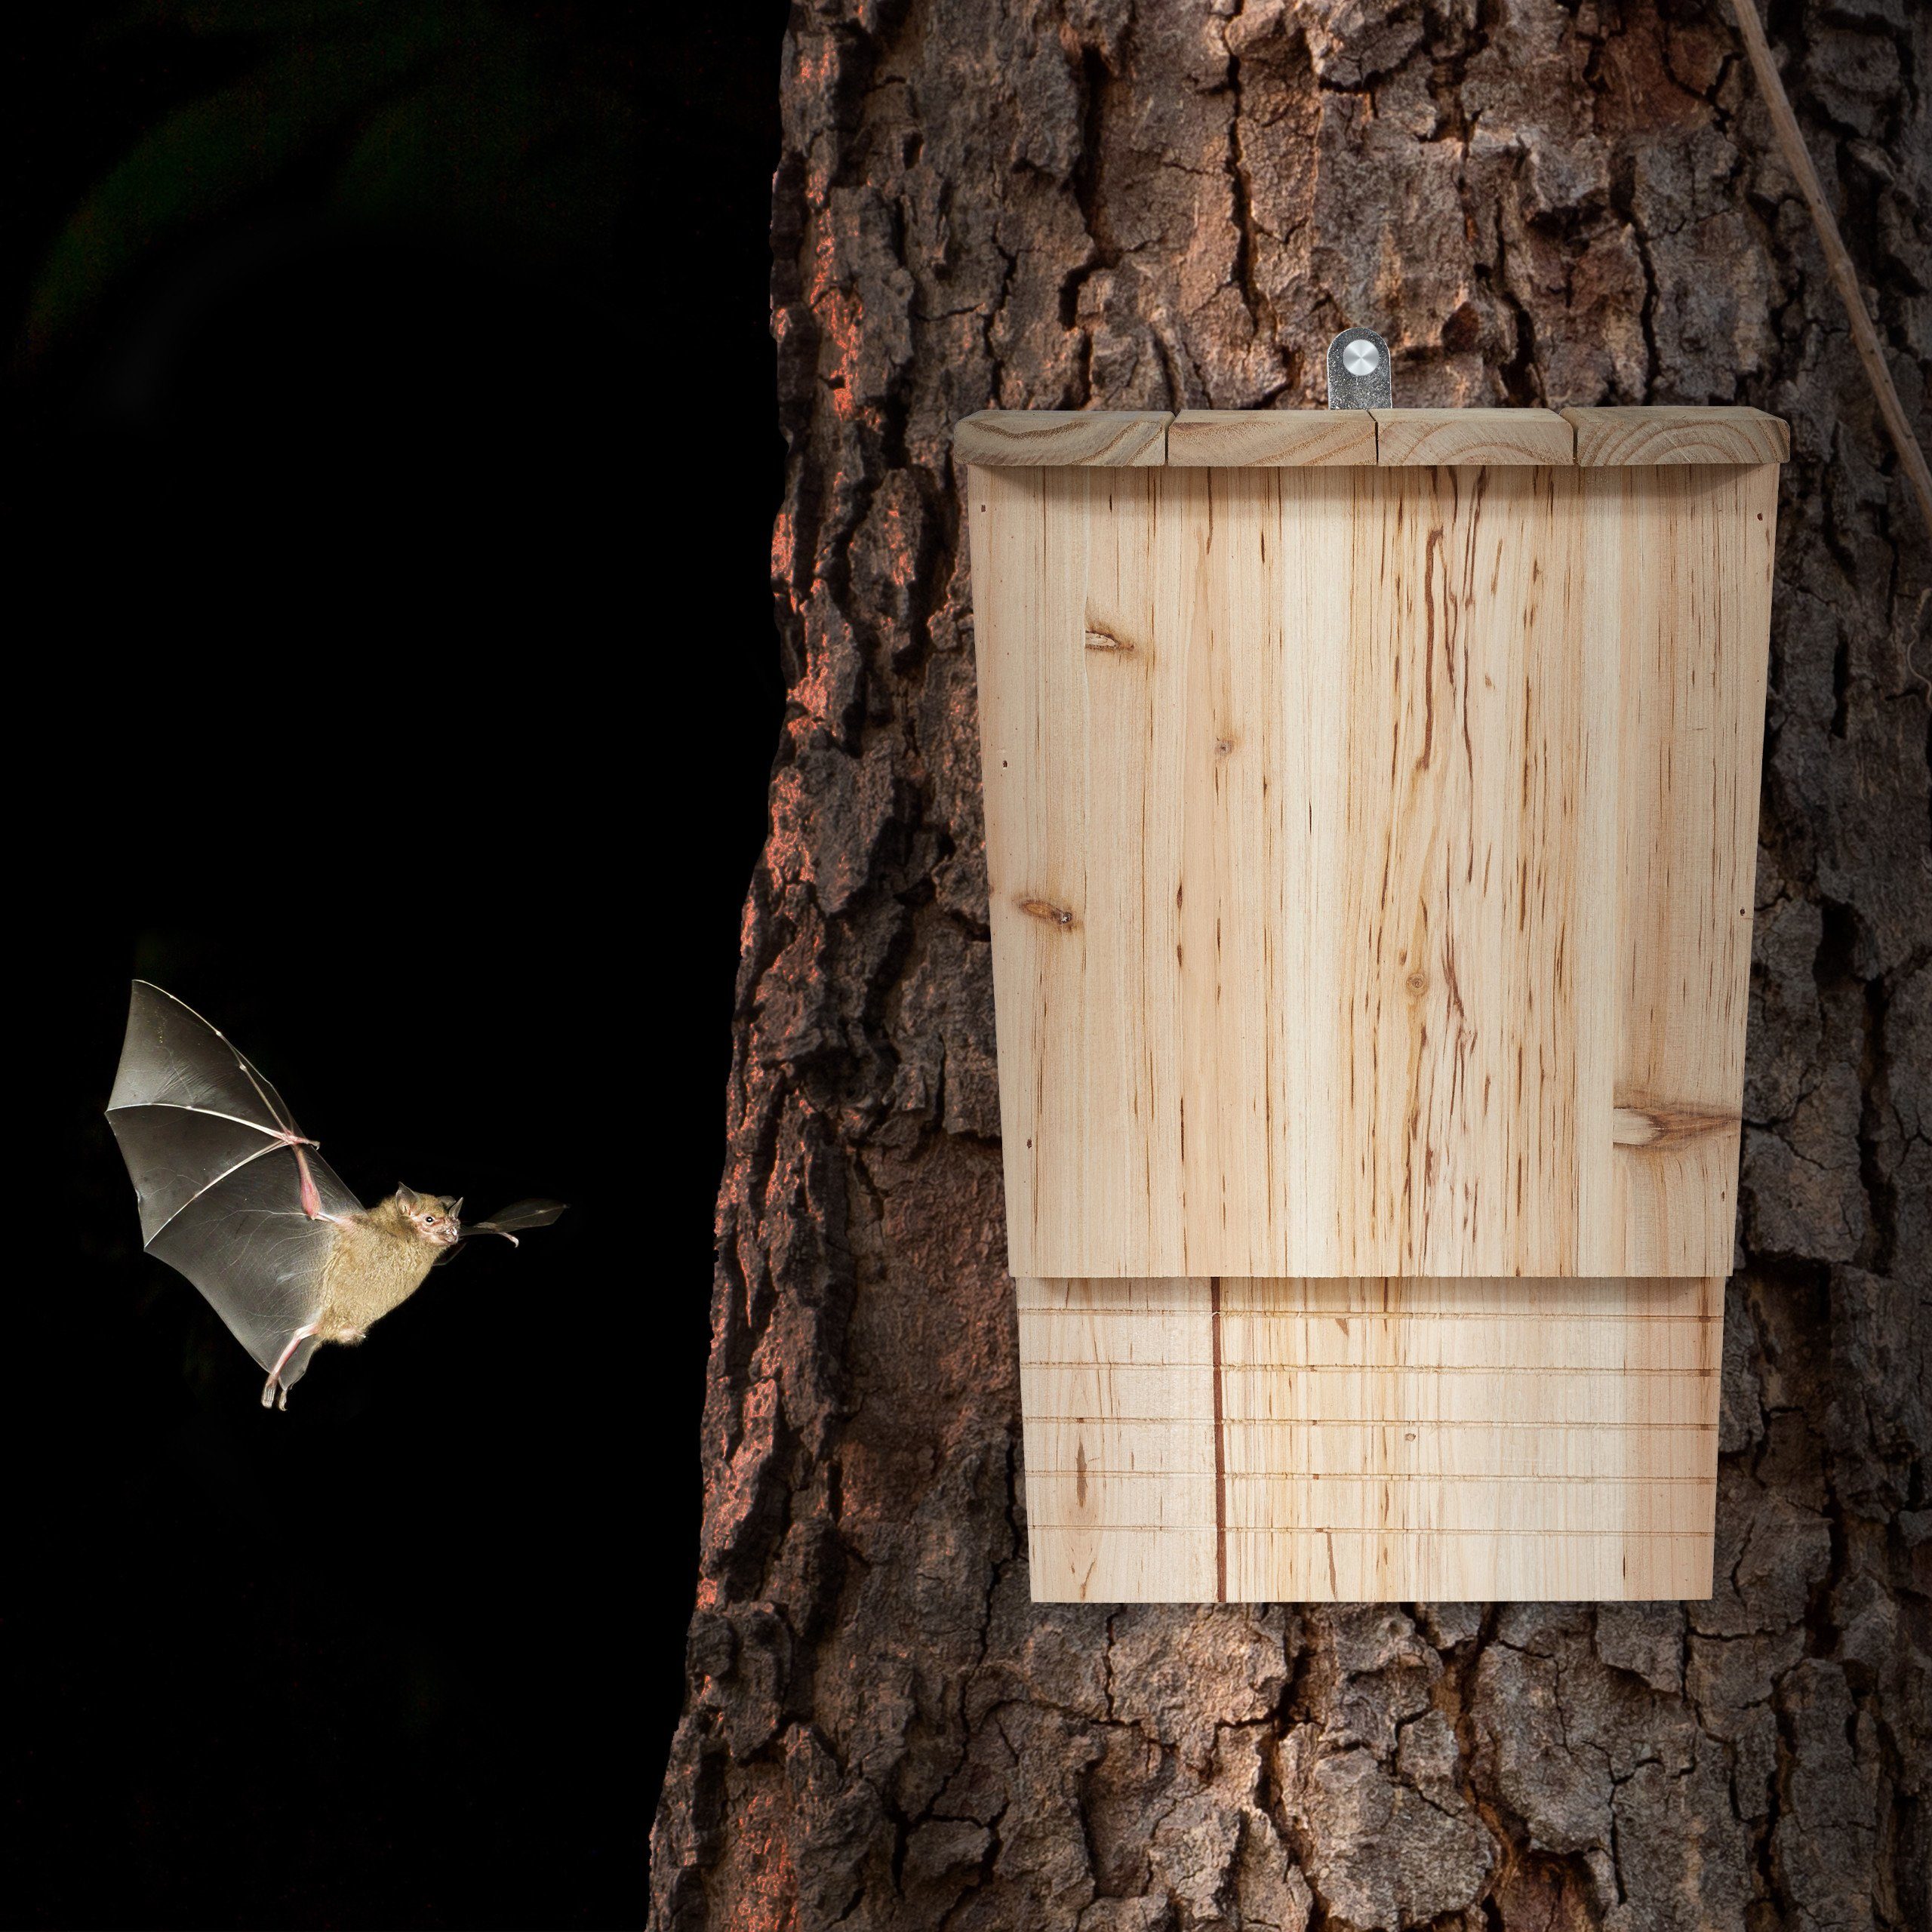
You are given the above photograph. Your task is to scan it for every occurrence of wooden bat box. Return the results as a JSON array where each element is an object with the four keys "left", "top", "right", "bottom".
[{"left": 958, "top": 404, "right": 1786, "bottom": 1602}]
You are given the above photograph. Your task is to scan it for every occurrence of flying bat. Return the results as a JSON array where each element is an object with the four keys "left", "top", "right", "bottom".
[{"left": 106, "top": 980, "right": 565, "bottom": 1409}]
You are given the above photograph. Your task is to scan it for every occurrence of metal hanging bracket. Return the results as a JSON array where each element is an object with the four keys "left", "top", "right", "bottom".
[{"left": 1326, "top": 328, "right": 1392, "bottom": 409}]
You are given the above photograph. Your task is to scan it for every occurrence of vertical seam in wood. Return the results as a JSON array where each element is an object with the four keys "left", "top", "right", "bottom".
[{"left": 1211, "top": 1275, "right": 1227, "bottom": 1601}]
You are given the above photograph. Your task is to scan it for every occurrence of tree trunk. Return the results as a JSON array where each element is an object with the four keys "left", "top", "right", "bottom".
[{"left": 651, "top": 2, "right": 1930, "bottom": 1926}]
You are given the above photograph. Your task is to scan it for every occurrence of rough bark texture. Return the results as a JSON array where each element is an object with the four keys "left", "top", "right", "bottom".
[{"left": 651, "top": 2, "right": 1930, "bottom": 1927}]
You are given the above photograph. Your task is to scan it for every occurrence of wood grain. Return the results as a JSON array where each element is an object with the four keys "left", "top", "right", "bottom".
[
  {"left": 1587, "top": 461, "right": 1779, "bottom": 1274},
  {"left": 955, "top": 410, "right": 1170, "bottom": 466},
  {"left": 1168, "top": 409, "right": 1377, "bottom": 467},
  {"left": 1566, "top": 406, "right": 1789, "bottom": 466},
  {"left": 1019, "top": 1275, "right": 1721, "bottom": 1601},
  {"left": 956, "top": 408, "right": 1784, "bottom": 469},
  {"left": 968, "top": 458, "right": 1777, "bottom": 1279},
  {"left": 1373, "top": 408, "right": 1574, "bottom": 466}
]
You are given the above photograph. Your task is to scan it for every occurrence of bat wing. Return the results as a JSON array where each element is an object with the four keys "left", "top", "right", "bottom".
[{"left": 106, "top": 982, "right": 362, "bottom": 1391}]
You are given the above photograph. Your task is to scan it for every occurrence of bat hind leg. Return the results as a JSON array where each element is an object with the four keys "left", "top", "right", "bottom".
[{"left": 262, "top": 1324, "right": 321, "bottom": 1411}]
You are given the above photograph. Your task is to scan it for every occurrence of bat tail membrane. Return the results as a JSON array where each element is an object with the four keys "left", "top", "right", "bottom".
[{"left": 463, "top": 1199, "right": 568, "bottom": 1240}]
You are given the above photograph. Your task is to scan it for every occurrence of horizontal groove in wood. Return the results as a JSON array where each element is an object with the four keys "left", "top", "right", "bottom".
[
  {"left": 1029, "top": 1470, "right": 1715, "bottom": 1482},
  {"left": 1032, "top": 1479, "right": 1714, "bottom": 1533},
  {"left": 1018, "top": 1277, "right": 1720, "bottom": 1308},
  {"left": 1027, "top": 1312, "right": 1716, "bottom": 1370},
  {"left": 1027, "top": 1362, "right": 1714, "bottom": 1375},
  {"left": 1038, "top": 1521, "right": 1714, "bottom": 1535},
  {"left": 1020, "top": 1306, "right": 1718, "bottom": 1321},
  {"left": 1027, "top": 1422, "right": 1723, "bottom": 1437},
  {"left": 1022, "top": 1367, "right": 1716, "bottom": 1424},
  {"left": 1028, "top": 1528, "right": 1714, "bottom": 1603}
]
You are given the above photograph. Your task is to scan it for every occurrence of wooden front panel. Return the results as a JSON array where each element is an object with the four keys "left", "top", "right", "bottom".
[
  {"left": 1017, "top": 1275, "right": 1721, "bottom": 1603},
  {"left": 1591, "top": 466, "right": 1777, "bottom": 1274},
  {"left": 969, "top": 461, "right": 1776, "bottom": 1279}
]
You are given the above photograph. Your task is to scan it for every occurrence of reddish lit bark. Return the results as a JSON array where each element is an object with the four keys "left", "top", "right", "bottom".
[{"left": 652, "top": 3, "right": 1930, "bottom": 1927}]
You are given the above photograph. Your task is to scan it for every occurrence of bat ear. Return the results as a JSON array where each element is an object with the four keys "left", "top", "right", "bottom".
[{"left": 396, "top": 1183, "right": 420, "bottom": 1211}]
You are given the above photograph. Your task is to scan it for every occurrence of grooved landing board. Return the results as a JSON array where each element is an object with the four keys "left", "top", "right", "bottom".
[
  {"left": 1017, "top": 1275, "right": 1721, "bottom": 1602},
  {"left": 968, "top": 461, "right": 1777, "bottom": 1279}
]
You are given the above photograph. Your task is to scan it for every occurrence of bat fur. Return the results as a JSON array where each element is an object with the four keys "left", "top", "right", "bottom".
[{"left": 315, "top": 1189, "right": 459, "bottom": 1346}]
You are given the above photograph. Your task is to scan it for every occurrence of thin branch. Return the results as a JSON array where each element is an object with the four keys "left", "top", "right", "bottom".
[{"left": 1726, "top": 0, "right": 1932, "bottom": 547}]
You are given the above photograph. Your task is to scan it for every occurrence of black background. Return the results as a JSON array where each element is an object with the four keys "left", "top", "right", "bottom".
[{"left": 7, "top": 5, "right": 787, "bottom": 1924}]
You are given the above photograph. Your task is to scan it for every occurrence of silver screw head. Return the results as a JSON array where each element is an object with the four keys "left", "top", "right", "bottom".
[{"left": 1324, "top": 325, "right": 1392, "bottom": 408}]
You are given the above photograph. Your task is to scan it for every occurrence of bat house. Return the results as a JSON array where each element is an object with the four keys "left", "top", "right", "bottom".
[{"left": 957, "top": 401, "right": 1786, "bottom": 1602}]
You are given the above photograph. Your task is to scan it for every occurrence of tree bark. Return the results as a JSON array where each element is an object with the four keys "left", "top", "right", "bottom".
[{"left": 651, "top": 2, "right": 1930, "bottom": 1927}]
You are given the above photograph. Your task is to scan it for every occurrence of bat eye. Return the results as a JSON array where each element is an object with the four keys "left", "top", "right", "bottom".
[{"left": 424, "top": 1215, "right": 438, "bottom": 1226}]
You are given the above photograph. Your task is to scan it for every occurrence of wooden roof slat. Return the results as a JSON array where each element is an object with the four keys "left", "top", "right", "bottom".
[
  {"left": 1564, "top": 406, "right": 1789, "bottom": 466},
  {"left": 955, "top": 410, "right": 1171, "bottom": 467}
]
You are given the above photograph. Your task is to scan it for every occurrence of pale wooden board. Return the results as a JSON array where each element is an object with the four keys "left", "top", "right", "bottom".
[
  {"left": 955, "top": 407, "right": 1786, "bottom": 469},
  {"left": 1589, "top": 463, "right": 1779, "bottom": 1274},
  {"left": 1018, "top": 1275, "right": 1721, "bottom": 1602},
  {"left": 1373, "top": 407, "right": 1574, "bottom": 466},
  {"left": 1168, "top": 409, "right": 1377, "bottom": 467},
  {"left": 1016, "top": 1277, "right": 1220, "bottom": 1601},
  {"left": 968, "top": 460, "right": 1777, "bottom": 1279},
  {"left": 1565, "top": 406, "right": 1789, "bottom": 467},
  {"left": 955, "top": 410, "right": 1170, "bottom": 467}
]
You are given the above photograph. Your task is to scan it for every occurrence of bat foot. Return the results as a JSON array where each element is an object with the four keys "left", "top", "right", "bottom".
[{"left": 261, "top": 1322, "right": 320, "bottom": 1411}]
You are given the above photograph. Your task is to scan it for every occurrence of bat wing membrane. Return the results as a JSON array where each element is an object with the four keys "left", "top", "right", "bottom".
[
  {"left": 106, "top": 982, "right": 362, "bottom": 1389},
  {"left": 149, "top": 1146, "right": 356, "bottom": 1384},
  {"left": 109, "top": 981, "right": 303, "bottom": 1137}
]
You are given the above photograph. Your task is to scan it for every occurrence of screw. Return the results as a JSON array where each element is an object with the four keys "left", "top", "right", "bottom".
[{"left": 1342, "top": 340, "right": 1381, "bottom": 378}]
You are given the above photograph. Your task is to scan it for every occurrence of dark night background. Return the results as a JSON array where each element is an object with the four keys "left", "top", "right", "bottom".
[{"left": 6, "top": 5, "right": 787, "bottom": 1924}]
